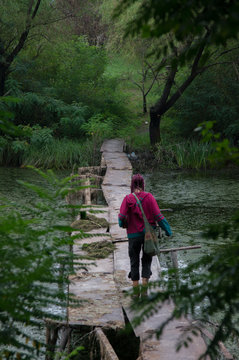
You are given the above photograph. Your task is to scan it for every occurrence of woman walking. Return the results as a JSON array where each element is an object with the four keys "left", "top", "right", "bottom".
[{"left": 118, "top": 174, "right": 172, "bottom": 296}]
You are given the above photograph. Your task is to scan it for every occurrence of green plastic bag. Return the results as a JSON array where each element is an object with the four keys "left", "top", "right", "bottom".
[{"left": 144, "top": 221, "right": 160, "bottom": 256}]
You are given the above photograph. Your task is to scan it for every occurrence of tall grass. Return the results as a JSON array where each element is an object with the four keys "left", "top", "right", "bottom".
[
  {"left": 156, "top": 140, "right": 214, "bottom": 170},
  {"left": 0, "top": 138, "right": 101, "bottom": 169}
]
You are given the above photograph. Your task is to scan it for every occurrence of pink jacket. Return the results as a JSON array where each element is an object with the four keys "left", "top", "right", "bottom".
[{"left": 118, "top": 191, "right": 165, "bottom": 237}]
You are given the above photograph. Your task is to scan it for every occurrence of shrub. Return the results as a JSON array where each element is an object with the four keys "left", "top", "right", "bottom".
[
  {"left": 30, "top": 126, "right": 53, "bottom": 147},
  {"left": 81, "top": 114, "right": 114, "bottom": 140},
  {"left": 11, "top": 93, "right": 88, "bottom": 133}
]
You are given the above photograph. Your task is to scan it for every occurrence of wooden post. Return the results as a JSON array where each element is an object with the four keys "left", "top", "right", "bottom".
[
  {"left": 55, "top": 327, "right": 72, "bottom": 360},
  {"left": 95, "top": 327, "right": 119, "bottom": 360},
  {"left": 83, "top": 178, "right": 91, "bottom": 205},
  {"left": 45, "top": 322, "right": 59, "bottom": 360},
  {"left": 170, "top": 251, "right": 178, "bottom": 269}
]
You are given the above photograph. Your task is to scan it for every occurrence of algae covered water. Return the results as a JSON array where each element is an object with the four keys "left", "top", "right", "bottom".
[{"left": 145, "top": 169, "right": 239, "bottom": 267}]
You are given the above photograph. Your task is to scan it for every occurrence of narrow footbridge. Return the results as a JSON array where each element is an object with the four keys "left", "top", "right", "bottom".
[{"left": 63, "top": 139, "right": 232, "bottom": 360}]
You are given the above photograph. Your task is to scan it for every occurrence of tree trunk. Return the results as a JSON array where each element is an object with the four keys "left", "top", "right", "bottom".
[
  {"left": 143, "top": 94, "right": 147, "bottom": 114},
  {"left": 149, "top": 107, "right": 161, "bottom": 146}
]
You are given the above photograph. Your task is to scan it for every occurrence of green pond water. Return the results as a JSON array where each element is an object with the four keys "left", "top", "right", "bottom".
[{"left": 145, "top": 169, "right": 239, "bottom": 268}]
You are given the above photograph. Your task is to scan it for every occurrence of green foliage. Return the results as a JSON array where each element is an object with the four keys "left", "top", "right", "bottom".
[
  {"left": 10, "top": 92, "right": 88, "bottom": 132},
  {"left": 30, "top": 126, "right": 53, "bottom": 147},
  {"left": 173, "top": 65, "right": 239, "bottom": 145},
  {"left": 0, "top": 97, "right": 22, "bottom": 136},
  {"left": 119, "top": 127, "right": 150, "bottom": 150},
  {"left": 44, "top": 37, "right": 106, "bottom": 105},
  {"left": 59, "top": 116, "right": 85, "bottom": 139},
  {"left": 11, "top": 36, "right": 129, "bottom": 125},
  {"left": 82, "top": 114, "right": 114, "bottom": 141},
  {"left": 197, "top": 121, "right": 239, "bottom": 167},
  {"left": 0, "top": 114, "right": 101, "bottom": 168},
  {"left": 114, "top": 0, "right": 239, "bottom": 63},
  {"left": 0, "top": 168, "right": 88, "bottom": 359}
]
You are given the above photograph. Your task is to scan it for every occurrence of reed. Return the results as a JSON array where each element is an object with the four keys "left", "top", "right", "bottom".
[
  {"left": 23, "top": 138, "right": 101, "bottom": 169},
  {"left": 0, "top": 138, "right": 101, "bottom": 169},
  {"left": 156, "top": 140, "right": 214, "bottom": 170}
]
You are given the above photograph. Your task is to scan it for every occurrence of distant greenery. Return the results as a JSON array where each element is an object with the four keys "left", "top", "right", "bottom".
[{"left": 0, "top": 101, "right": 102, "bottom": 169}]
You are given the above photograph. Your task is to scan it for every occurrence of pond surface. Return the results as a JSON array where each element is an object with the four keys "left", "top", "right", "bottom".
[
  {"left": 145, "top": 169, "right": 239, "bottom": 268},
  {"left": 145, "top": 168, "right": 239, "bottom": 358}
]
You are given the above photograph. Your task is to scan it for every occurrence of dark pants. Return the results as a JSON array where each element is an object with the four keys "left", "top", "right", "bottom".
[{"left": 128, "top": 235, "right": 152, "bottom": 281}]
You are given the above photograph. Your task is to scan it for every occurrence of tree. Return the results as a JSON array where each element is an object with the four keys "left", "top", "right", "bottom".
[
  {"left": 131, "top": 40, "right": 161, "bottom": 114},
  {"left": 172, "top": 58, "right": 239, "bottom": 145},
  {"left": 55, "top": 0, "right": 108, "bottom": 46},
  {"left": 114, "top": 0, "right": 239, "bottom": 145},
  {"left": 0, "top": 0, "right": 73, "bottom": 96},
  {"left": 0, "top": 0, "right": 45, "bottom": 96}
]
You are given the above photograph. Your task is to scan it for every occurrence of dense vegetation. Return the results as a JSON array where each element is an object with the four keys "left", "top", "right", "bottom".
[{"left": 1, "top": 0, "right": 238, "bottom": 171}]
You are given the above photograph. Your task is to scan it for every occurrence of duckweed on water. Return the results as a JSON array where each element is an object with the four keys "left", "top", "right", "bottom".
[
  {"left": 82, "top": 241, "right": 115, "bottom": 259},
  {"left": 71, "top": 213, "right": 109, "bottom": 232}
]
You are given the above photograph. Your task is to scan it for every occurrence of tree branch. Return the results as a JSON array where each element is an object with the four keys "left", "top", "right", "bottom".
[
  {"left": 191, "top": 30, "right": 210, "bottom": 74},
  {"left": 200, "top": 61, "right": 233, "bottom": 72},
  {"left": 153, "top": 65, "right": 177, "bottom": 113},
  {"left": 132, "top": 81, "right": 143, "bottom": 92},
  {"left": 31, "top": 14, "right": 75, "bottom": 28},
  {"left": 5, "top": 0, "right": 42, "bottom": 68},
  {"left": 145, "top": 67, "right": 159, "bottom": 96},
  {"left": 215, "top": 46, "right": 239, "bottom": 60},
  {"left": 154, "top": 32, "right": 210, "bottom": 114},
  {"left": 32, "top": 0, "right": 42, "bottom": 20},
  {"left": 164, "top": 72, "right": 197, "bottom": 113}
]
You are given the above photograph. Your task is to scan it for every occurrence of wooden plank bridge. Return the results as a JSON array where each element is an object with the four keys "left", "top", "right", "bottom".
[{"left": 47, "top": 139, "right": 233, "bottom": 360}]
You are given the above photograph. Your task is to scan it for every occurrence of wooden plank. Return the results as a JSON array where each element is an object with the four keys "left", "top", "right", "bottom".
[
  {"left": 160, "top": 245, "right": 201, "bottom": 253},
  {"left": 95, "top": 327, "right": 119, "bottom": 360}
]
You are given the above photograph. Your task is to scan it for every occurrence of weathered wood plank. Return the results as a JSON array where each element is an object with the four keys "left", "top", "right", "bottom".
[{"left": 95, "top": 327, "right": 119, "bottom": 360}]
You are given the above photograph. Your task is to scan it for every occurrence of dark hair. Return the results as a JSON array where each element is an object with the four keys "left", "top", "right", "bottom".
[{"left": 131, "top": 174, "right": 145, "bottom": 193}]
